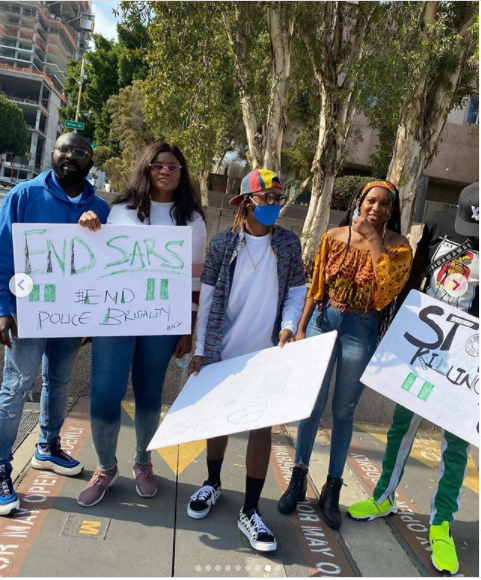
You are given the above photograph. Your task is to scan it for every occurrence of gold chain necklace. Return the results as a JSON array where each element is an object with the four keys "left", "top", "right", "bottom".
[{"left": 244, "top": 234, "right": 271, "bottom": 271}]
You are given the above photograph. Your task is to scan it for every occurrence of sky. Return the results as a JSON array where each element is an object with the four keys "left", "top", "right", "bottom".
[{"left": 91, "top": 1, "right": 119, "bottom": 44}]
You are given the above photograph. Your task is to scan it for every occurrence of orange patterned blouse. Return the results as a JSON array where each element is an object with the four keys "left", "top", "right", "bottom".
[{"left": 308, "top": 233, "right": 413, "bottom": 311}]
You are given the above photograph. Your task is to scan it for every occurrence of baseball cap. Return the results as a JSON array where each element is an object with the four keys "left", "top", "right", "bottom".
[
  {"left": 229, "top": 169, "right": 283, "bottom": 206},
  {"left": 455, "top": 182, "right": 479, "bottom": 238}
]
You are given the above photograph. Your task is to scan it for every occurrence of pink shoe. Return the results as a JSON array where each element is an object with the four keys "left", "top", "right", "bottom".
[
  {"left": 133, "top": 462, "right": 157, "bottom": 498},
  {"left": 77, "top": 466, "right": 119, "bottom": 507}
]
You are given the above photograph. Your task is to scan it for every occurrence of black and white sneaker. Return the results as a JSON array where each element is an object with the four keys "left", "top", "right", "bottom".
[
  {"left": 238, "top": 508, "right": 277, "bottom": 552},
  {"left": 187, "top": 481, "right": 221, "bottom": 519}
]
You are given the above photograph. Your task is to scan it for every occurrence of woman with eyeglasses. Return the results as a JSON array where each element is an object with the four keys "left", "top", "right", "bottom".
[
  {"left": 76, "top": 142, "right": 207, "bottom": 507},
  {"left": 278, "top": 180, "right": 413, "bottom": 530}
]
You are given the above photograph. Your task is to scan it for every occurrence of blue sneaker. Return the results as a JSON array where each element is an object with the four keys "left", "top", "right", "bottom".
[
  {"left": 31, "top": 445, "right": 83, "bottom": 476},
  {"left": 0, "top": 466, "right": 19, "bottom": 516}
]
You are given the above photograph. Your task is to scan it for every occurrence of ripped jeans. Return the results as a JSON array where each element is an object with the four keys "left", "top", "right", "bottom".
[
  {"left": 0, "top": 337, "right": 81, "bottom": 474},
  {"left": 295, "top": 304, "right": 379, "bottom": 478}
]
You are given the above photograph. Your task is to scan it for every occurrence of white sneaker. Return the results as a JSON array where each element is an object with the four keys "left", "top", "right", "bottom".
[
  {"left": 238, "top": 508, "right": 277, "bottom": 552},
  {"left": 187, "top": 481, "right": 221, "bottom": 519}
]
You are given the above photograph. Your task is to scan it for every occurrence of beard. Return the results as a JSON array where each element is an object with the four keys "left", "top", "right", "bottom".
[{"left": 53, "top": 159, "right": 90, "bottom": 185}]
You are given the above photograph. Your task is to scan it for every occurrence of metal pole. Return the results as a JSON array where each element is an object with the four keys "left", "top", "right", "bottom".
[{"left": 74, "top": 58, "right": 85, "bottom": 123}]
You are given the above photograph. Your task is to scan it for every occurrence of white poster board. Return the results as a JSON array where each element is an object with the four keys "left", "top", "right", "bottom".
[
  {"left": 361, "top": 290, "right": 479, "bottom": 446},
  {"left": 148, "top": 331, "right": 338, "bottom": 449},
  {"left": 12, "top": 223, "right": 192, "bottom": 338}
]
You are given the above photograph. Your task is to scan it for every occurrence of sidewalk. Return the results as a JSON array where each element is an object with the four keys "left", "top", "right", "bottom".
[{"left": 1, "top": 397, "right": 478, "bottom": 577}]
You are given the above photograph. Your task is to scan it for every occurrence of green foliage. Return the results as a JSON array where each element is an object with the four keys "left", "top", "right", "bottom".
[
  {"left": 60, "top": 10, "right": 150, "bottom": 153},
  {"left": 104, "top": 80, "right": 157, "bottom": 190},
  {"left": 121, "top": 1, "right": 244, "bottom": 180},
  {"left": 332, "top": 175, "right": 372, "bottom": 211},
  {"left": 0, "top": 96, "right": 28, "bottom": 156},
  {"left": 358, "top": 1, "right": 479, "bottom": 176}
]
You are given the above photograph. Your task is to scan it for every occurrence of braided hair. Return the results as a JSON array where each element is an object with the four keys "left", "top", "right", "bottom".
[
  {"left": 232, "top": 197, "right": 250, "bottom": 232},
  {"left": 336, "top": 180, "right": 402, "bottom": 341}
]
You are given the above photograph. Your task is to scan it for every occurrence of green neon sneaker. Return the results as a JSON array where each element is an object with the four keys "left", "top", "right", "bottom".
[
  {"left": 347, "top": 496, "right": 398, "bottom": 521},
  {"left": 429, "top": 521, "right": 459, "bottom": 575}
]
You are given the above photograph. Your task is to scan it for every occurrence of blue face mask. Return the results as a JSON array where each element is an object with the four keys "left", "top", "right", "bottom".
[{"left": 250, "top": 197, "right": 281, "bottom": 226}]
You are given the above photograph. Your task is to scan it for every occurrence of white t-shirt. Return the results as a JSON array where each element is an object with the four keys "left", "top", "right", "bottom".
[
  {"left": 107, "top": 201, "right": 207, "bottom": 299},
  {"left": 195, "top": 232, "right": 307, "bottom": 360},
  {"left": 222, "top": 233, "right": 278, "bottom": 360}
]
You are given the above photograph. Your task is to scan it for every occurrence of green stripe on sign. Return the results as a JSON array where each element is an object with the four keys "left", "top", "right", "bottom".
[
  {"left": 160, "top": 279, "right": 169, "bottom": 300},
  {"left": 418, "top": 381, "right": 435, "bottom": 402},
  {"left": 44, "top": 284, "right": 56, "bottom": 302},
  {"left": 29, "top": 285, "right": 40, "bottom": 302},
  {"left": 146, "top": 279, "right": 155, "bottom": 301},
  {"left": 401, "top": 372, "right": 417, "bottom": 392}
]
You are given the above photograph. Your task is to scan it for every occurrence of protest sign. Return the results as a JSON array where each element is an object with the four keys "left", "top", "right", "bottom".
[
  {"left": 361, "top": 290, "right": 479, "bottom": 446},
  {"left": 12, "top": 223, "right": 192, "bottom": 338},
  {"left": 148, "top": 331, "right": 337, "bottom": 449}
]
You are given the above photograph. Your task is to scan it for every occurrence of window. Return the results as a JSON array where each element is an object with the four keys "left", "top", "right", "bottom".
[{"left": 467, "top": 96, "right": 479, "bottom": 125}]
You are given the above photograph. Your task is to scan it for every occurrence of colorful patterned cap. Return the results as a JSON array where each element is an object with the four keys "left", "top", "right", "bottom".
[{"left": 229, "top": 169, "right": 283, "bottom": 206}]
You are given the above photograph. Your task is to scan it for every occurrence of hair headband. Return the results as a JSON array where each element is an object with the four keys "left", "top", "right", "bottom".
[{"left": 360, "top": 180, "right": 397, "bottom": 199}]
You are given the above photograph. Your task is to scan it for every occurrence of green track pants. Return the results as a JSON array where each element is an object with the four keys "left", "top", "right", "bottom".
[{"left": 373, "top": 404, "right": 470, "bottom": 525}]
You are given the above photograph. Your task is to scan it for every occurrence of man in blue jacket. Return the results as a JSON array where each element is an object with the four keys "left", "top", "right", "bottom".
[{"left": 0, "top": 132, "right": 110, "bottom": 515}]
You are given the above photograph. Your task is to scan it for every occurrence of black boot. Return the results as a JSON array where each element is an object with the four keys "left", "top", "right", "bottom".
[
  {"left": 277, "top": 465, "right": 308, "bottom": 515},
  {"left": 319, "top": 476, "right": 343, "bottom": 530}
]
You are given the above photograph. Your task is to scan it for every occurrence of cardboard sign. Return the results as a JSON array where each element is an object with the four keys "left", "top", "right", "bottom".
[
  {"left": 12, "top": 223, "right": 192, "bottom": 338},
  {"left": 148, "top": 331, "right": 338, "bottom": 449},
  {"left": 361, "top": 290, "right": 479, "bottom": 446}
]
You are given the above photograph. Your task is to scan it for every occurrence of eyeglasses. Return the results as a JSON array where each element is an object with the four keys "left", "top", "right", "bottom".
[
  {"left": 251, "top": 192, "right": 288, "bottom": 207},
  {"left": 55, "top": 145, "right": 91, "bottom": 160},
  {"left": 149, "top": 163, "right": 182, "bottom": 173}
]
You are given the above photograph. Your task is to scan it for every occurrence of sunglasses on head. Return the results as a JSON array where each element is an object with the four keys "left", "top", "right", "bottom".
[{"left": 55, "top": 145, "right": 91, "bottom": 160}]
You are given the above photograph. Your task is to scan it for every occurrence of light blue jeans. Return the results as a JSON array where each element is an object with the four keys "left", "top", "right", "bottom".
[
  {"left": 295, "top": 305, "right": 379, "bottom": 478},
  {"left": 90, "top": 335, "right": 179, "bottom": 471},
  {"left": 0, "top": 336, "right": 81, "bottom": 474}
]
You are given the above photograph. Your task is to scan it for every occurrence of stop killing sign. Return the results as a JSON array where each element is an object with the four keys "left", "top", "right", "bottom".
[{"left": 361, "top": 290, "right": 479, "bottom": 446}]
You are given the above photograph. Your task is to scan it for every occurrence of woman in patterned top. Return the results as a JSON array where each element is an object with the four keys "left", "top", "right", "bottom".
[{"left": 278, "top": 180, "right": 413, "bottom": 529}]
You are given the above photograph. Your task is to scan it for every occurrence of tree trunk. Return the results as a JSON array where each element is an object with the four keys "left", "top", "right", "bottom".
[
  {"left": 387, "top": 1, "right": 475, "bottom": 234},
  {"left": 263, "top": 7, "right": 295, "bottom": 173},
  {"left": 221, "top": 5, "right": 295, "bottom": 171},
  {"left": 301, "top": 91, "right": 340, "bottom": 263},
  {"left": 298, "top": 1, "right": 372, "bottom": 264},
  {"left": 279, "top": 176, "right": 311, "bottom": 217},
  {"left": 199, "top": 167, "right": 210, "bottom": 208},
  {"left": 388, "top": 124, "right": 432, "bottom": 234},
  {"left": 302, "top": 167, "right": 336, "bottom": 265}
]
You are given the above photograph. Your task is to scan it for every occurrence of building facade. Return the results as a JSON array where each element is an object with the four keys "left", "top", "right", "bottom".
[
  {"left": 280, "top": 96, "right": 479, "bottom": 224},
  {"left": 0, "top": 1, "right": 94, "bottom": 180}
]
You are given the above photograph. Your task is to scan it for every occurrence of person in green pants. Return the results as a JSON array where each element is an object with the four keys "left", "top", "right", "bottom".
[{"left": 347, "top": 183, "right": 479, "bottom": 576}]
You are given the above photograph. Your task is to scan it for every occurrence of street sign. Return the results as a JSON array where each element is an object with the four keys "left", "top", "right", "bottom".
[{"left": 64, "top": 120, "right": 85, "bottom": 130}]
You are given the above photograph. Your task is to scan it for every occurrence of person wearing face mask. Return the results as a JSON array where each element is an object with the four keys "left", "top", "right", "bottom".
[
  {"left": 76, "top": 142, "right": 207, "bottom": 507},
  {"left": 278, "top": 180, "right": 413, "bottom": 530},
  {"left": 186, "top": 169, "right": 306, "bottom": 552},
  {"left": 0, "top": 133, "right": 110, "bottom": 516}
]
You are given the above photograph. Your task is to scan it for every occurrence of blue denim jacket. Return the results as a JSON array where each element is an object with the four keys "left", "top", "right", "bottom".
[{"left": 201, "top": 226, "right": 306, "bottom": 365}]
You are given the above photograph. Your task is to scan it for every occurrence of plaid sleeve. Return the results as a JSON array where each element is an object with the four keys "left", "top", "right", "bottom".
[{"left": 289, "top": 235, "right": 306, "bottom": 288}]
